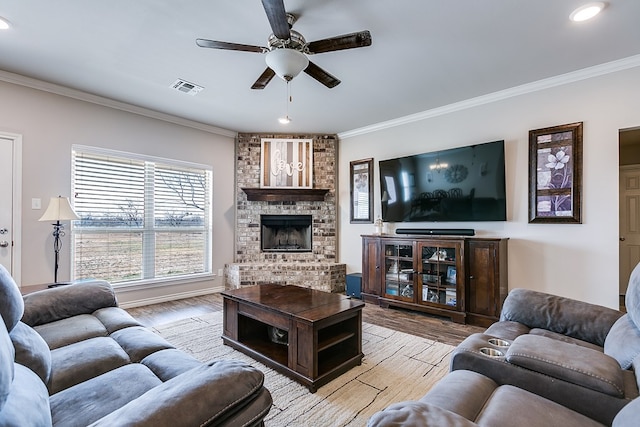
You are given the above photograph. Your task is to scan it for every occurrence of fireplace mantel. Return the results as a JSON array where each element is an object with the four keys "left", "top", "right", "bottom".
[{"left": 242, "top": 188, "right": 330, "bottom": 202}]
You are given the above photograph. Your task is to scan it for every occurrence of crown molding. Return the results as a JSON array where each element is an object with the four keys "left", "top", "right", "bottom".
[
  {"left": 0, "top": 70, "right": 237, "bottom": 138},
  {"left": 338, "top": 54, "right": 640, "bottom": 140}
]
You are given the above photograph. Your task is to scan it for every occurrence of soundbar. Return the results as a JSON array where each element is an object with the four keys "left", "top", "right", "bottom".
[{"left": 395, "top": 228, "right": 475, "bottom": 236}]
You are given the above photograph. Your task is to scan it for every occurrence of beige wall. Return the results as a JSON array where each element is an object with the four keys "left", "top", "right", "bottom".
[
  {"left": 338, "top": 66, "right": 640, "bottom": 309},
  {"left": 0, "top": 79, "right": 236, "bottom": 305}
]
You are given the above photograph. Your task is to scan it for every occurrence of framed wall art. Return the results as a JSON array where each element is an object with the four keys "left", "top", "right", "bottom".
[
  {"left": 528, "top": 122, "right": 583, "bottom": 223},
  {"left": 350, "top": 158, "right": 373, "bottom": 223},
  {"left": 260, "top": 138, "right": 313, "bottom": 188}
]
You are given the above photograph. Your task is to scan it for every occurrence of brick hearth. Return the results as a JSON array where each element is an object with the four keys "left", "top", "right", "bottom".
[{"left": 225, "top": 133, "right": 345, "bottom": 292}]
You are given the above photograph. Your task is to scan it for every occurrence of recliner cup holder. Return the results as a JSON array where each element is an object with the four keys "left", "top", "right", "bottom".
[
  {"left": 488, "top": 338, "right": 510, "bottom": 347},
  {"left": 479, "top": 347, "right": 504, "bottom": 357}
]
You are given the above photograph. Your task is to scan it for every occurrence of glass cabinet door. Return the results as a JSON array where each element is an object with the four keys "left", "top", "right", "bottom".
[
  {"left": 383, "top": 242, "right": 414, "bottom": 301},
  {"left": 419, "top": 242, "right": 460, "bottom": 308}
]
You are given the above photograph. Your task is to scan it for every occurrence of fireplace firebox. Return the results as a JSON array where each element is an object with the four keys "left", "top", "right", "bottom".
[{"left": 261, "top": 215, "right": 312, "bottom": 252}]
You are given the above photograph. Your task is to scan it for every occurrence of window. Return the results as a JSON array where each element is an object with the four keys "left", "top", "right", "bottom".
[{"left": 71, "top": 146, "right": 212, "bottom": 284}]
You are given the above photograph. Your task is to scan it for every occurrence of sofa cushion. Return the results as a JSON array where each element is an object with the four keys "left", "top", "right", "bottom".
[
  {"left": 484, "top": 320, "right": 531, "bottom": 341},
  {"left": 529, "top": 328, "right": 603, "bottom": 352},
  {"left": 21, "top": 280, "right": 117, "bottom": 327},
  {"left": 420, "top": 369, "right": 498, "bottom": 420},
  {"left": 141, "top": 348, "right": 202, "bottom": 381},
  {"left": 0, "top": 317, "right": 14, "bottom": 411},
  {"left": 93, "top": 307, "right": 142, "bottom": 333},
  {"left": 90, "top": 360, "right": 268, "bottom": 427},
  {"left": 49, "top": 336, "right": 131, "bottom": 394},
  {"left": 9, "top": 321, "right": 51, "bottom": 383},
  {"left": 506, "top": 334, "right": 624, "bottom": 397},
  {"left": 110, "top": 326, "right": 174, "bottom": 362},
  {"left": 50, "top": 363, "right": 162, "bottom": 427},
  {"left": 476, "top": 385, "right": 603, "bottom": 427},
  {"left": 34, "top": 314, "right": 108, "bottom": 350},
  {"left": 0, "top": 364, "right": 51, "bottom": 427},
  {"left": 500, "top": 288, "right": 622, "bottom": 346},
  {"left": 626, "top": 262, "right": 640, "bottom": 327},
  {"left": 604, "top": 314, "right": 640, "bottom": 370},
  {"left": 613, "top": 394, "right": 640, "bottom": 427},
  {"left": 0, "top": 265, "right": 24, "bottom": 332}
]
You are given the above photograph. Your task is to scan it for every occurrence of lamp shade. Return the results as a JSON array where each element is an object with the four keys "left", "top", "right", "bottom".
[
  {"left": 265, "top": 48, "right": 309, "bottom": 81},
  {"left": 39, "top": 196, "right": 80, "bottom": 221}
]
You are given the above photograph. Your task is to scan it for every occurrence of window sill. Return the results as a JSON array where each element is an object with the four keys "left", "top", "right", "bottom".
[{"left": 112, "top": 273, "right": 216, "bottom": 293}]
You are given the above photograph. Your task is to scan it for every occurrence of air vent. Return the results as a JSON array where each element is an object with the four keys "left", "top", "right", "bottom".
[{"left": 171, "top": 79, "right": 204, "bottom": 96}]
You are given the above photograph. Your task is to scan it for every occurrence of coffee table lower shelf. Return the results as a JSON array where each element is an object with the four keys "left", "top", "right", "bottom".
[{"left": 222, "top": 335, "right": 363, "bottom": 392}]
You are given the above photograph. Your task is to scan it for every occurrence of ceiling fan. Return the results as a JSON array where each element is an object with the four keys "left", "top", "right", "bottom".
[{"left": 196, "top": 0, "right": 372, "bottom": 90}]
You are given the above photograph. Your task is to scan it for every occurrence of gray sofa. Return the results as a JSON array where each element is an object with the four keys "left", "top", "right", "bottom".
[
  {"left": 368, "top": 262, "right": 640, "bottom": 426},
  {"left": 0, "top": 265, "right": 272, "bottom": 426}
]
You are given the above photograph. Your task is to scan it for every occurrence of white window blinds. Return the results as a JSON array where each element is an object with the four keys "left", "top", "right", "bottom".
[{"left": 71, "top": 147, "right": 212, "bottom": 284}]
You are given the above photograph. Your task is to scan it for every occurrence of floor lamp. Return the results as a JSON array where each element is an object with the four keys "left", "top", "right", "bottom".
[{"left": 39, "top": 196, "right": 80, "bottom": 284}]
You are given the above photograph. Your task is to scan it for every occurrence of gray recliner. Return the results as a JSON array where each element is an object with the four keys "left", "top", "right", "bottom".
[
  {"left": 0, "top": 265, "right": 272, "bottom": 426},
  {"left": 448, "top": 262, "right": 640, "bottom": 425},
  {"left": 367, "top": 369, "right": 640, "bottom": 426},
  {"left": 368, "top": 263, "right": 640, "bottom": 426}
]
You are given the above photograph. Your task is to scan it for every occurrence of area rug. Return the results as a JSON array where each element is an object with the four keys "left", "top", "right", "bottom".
[{"left": 153, "top": 312, "right": 454, "bottom": 427}]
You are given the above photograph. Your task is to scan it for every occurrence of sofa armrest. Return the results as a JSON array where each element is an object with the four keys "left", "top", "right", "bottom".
[
  {"left": 89, "top": 360, "right": 271, "bottom": 427},
  {"left": 500, "top": 288, "right": 623, "bottom": 346},
  {"left": 22, "top": 280, "right": 117, "bottom": 327},
  {"left": 506, "top": 335, "right": 625, "bottom": 397}
]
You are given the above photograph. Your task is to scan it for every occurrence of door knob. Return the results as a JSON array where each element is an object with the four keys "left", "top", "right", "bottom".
[
  {"left": 620, "top": 237, "right": 626, "bottom": 241},
  {"left": 0, "top": 241, "right": 9, "bottom": 248},
  {"left": 0, "top": 228, "right": 7, "bottom": 234}
]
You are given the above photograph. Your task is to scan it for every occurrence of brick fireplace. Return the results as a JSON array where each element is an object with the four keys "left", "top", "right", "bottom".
[{"left": 224, "top": 133, "right": 346, "bottom": 293}]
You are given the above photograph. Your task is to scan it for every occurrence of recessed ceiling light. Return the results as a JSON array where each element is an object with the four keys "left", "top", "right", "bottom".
[
  {"left": 0, "top": 17, "right": 10, "bottom": 30},
  {"left": 570, "top": 2, "right": 606, "bottom": 22}
]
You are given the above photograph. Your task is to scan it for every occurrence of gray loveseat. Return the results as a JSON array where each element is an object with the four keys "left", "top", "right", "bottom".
[
  {"left": 0, "top": 265, "right": 272, "bottom": 426},
  {"left": 368, "top": 262, "right": 640, "bottom": 426}
]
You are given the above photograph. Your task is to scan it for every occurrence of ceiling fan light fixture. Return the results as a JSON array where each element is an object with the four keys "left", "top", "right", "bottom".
[
  {"left": 570, "top": 2, "right": 606, "bottom": 22},
  {"left": 265, "top": 48, "right": 309, "bottom": 81}
]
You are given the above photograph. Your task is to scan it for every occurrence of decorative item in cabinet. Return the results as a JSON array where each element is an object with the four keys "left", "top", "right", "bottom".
[
  {"left": 383, "top": 243, "right": 414, "bottom": 300},
  {"left": 419, "top": 241, "right": 461, "bottom": 311}
]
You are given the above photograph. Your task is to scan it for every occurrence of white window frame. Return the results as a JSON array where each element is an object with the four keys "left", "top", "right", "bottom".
[{"left": 71, "top": 145, "right": 213, "bottom": 287}]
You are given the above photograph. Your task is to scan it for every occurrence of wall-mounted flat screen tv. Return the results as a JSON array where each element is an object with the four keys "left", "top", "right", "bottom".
[{"left": 379, "top": 140, "right": 506, "bottom": 222}]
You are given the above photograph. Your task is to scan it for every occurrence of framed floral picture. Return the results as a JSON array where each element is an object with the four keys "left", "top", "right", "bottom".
[
  {"left": 350, "top": 158, "right": 373, "bottom": 223},
  {"left": 528, "top": 122, "right": 583, "bottom": 223}
]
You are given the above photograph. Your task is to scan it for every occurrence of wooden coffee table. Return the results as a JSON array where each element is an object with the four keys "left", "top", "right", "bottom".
[{"left": 221, "top": 284, "right": 364, "bottom": 392}]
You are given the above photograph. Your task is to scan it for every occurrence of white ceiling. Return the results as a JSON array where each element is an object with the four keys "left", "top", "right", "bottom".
[{"left": 1, "top": 1, "right": 639, "bottom": 135}]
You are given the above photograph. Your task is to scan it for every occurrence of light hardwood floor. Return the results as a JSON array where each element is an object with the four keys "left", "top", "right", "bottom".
[{"left": 126, "top": 293, "right": 485, "bottom": 347}]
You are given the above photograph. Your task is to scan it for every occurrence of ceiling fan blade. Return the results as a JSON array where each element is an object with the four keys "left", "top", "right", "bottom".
[
  {"left": 261, "top": 0, "right": 290, "bottom": 40},
  {"left": 306, "top": 30, "right": 372, "bottom": 54},
  {"left": 304, "top": 61, "right": 341, "bottom": 88},
  {"left": 196, "top": 38, "right": 267, "bottom": 53},
  {"left": 251, "top": 68, "right": 276, "bottom": 90}
]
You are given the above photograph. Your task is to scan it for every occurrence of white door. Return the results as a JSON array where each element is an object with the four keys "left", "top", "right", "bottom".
[
  {"left": 619, "top": 165, "right": 640, "bottom": 295},
  {"left": 0, "top": 137, "right": 14, "bottom": 273}
]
